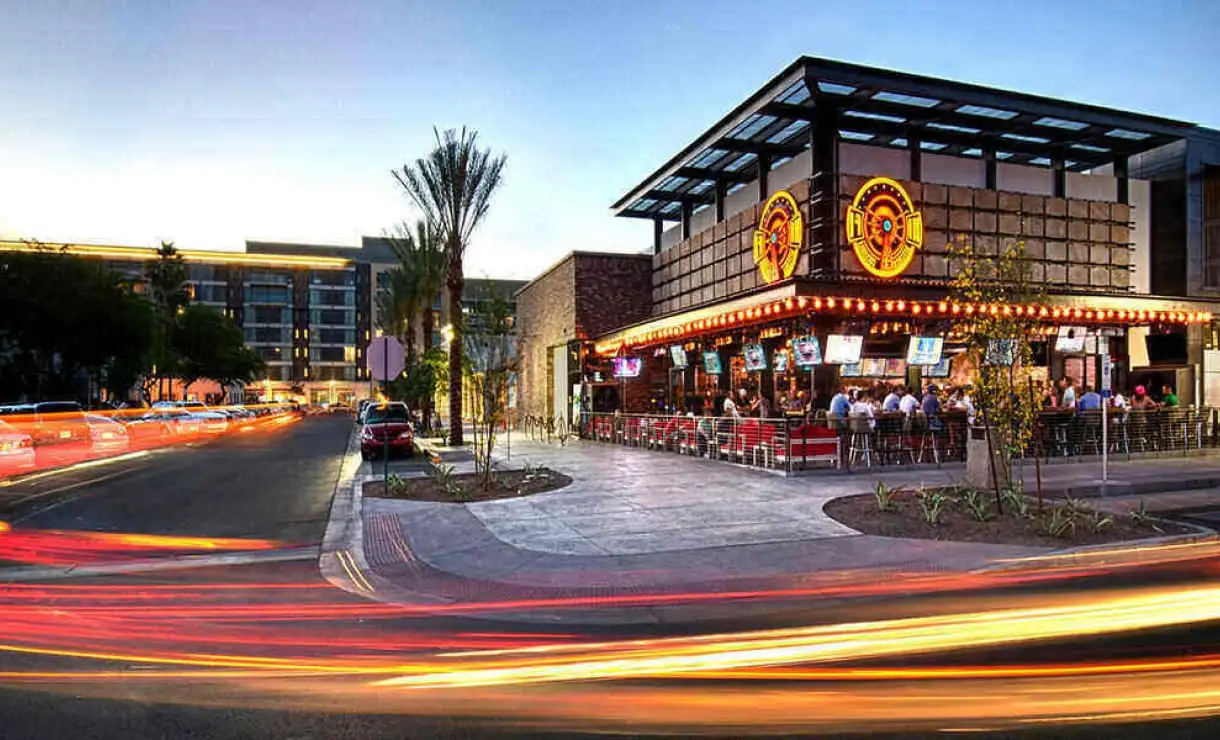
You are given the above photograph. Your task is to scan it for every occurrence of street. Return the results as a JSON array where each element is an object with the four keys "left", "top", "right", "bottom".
[{"left": 0, "top": 416, "right": 1219, "bottom": 738}]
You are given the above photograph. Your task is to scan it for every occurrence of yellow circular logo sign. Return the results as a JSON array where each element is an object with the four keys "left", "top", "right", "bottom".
[
  {"left": 845, "top": 177, "right": 924, "bottom": 279},
  {"left": 752, "top": 190, "right": 802, "bottom": 284}
]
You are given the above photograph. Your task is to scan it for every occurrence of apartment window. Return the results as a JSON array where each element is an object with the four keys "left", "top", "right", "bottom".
[
  {"left": 249, "top": 305, "right": 288, "bottom": 324},
  {"left": 310, "top": 346, "right": 349, "bottom": 362},
  {"left": 315, "top": 366, "right": 357, "bottom": 381},
  {"left": 314, "top": 328, "right": 356, "bottom": 344},
  {"left": 244, "top": 326, "right": 289, "bottom": 344},
  {"left": 1206, "top": 166, "right": 1220, "bottom": 288},
  {"left": 264, "top": 365, "right": 287, "bottom": 381},
  {"left": 192, "top": 283, "right": 227, "bottom": 303},
  {"left": 311, "top": 270, "right": 355, "bottom": 287},
  {"left": 309, "top": 289, "right": 355, "bottom": 307},
  {"left": 246, "top": 270, "right": 291, "bottom": 285},
  {"left": 188, "top": 264, "right": 218, "bottom": 282},
  {"left": 256, "top": 346, "right": 286, "bottom": 361},
  {"left": 245, "top": 285, "right": 291, "bottom": 303},
  {"left": 310, "top": 309, "right": 355, "bottom": 326},
  {"left": 376, "top": 272, "right": 391, "bottom": 289}
]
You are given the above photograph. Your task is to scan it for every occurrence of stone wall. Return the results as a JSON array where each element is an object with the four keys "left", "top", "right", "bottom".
[{"left": 573, "top": 253, "right": 653, "bottom": 338}]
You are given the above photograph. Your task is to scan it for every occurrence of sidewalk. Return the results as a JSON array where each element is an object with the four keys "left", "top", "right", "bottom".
[{"left": 321, "top": 434, "right": 1220, "bottom": 624}]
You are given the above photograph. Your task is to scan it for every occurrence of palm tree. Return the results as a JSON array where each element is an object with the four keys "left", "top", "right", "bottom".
[
  {"left": 394, "top": 127, "right": 506, "bottom": 445},
  {"left": 375, "top": 266, "right": 419, "bottom": 359},
  {"left": 386, "top": 219, "right": 447, "bottom": 360},
  {"left": 143, "top": 240, "right": 190, "bottom": 399}
]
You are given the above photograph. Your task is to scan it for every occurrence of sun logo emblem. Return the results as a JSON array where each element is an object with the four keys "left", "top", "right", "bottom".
[
  {"left": 752, "top": 190, "right": 802, "bottom": 284},
  {"left": 845, "top": 177, "right": 923, "bottom": 279}
]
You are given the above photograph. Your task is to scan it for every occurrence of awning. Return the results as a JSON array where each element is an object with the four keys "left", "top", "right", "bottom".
[{"left": 594, "top": 283, "right": 1216, "bottom": 356}]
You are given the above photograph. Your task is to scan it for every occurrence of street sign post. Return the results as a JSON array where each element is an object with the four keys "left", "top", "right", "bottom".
[
  {"left": 367, "top": 336, "right": 405, "bottom": 382},
  {"left": 367, "top": 336, "right": 405, "bottom": 479}
]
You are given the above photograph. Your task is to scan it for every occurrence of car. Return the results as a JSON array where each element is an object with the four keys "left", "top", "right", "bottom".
[
  {"left": 0, "top": 402, "right": 93, "bottom": 467},
  {"left": 84, "top": 414, "right": 131, "bottom": 454},
  {"left": 189, "top": 411, "right": 230, "bottom": 435},
  {"left": 140, "top": 408, "right": 203, "bottom": 437},
  {"left": 356, "top": 398, "right": 376, "bottom": 424},
  {"left": 0, "top": 419, "right": 36, "bottom": 475},
  {"left": 359, "top": 402, "right": 414, "bottom": 460},
  {"left": 120, "top": 414, "right": 175, "bottom": 446}
]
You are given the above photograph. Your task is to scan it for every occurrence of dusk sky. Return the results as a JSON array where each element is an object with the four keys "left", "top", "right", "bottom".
[{"left": 0, "top": 0, "right": 1216, "bottom": 279}]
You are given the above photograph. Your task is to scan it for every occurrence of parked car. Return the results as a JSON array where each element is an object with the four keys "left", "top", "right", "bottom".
[
  {"left": 84, "top": 414, "right": 131, "bottom": 454},
  {"left": 140, "top": 408, "right": 203, "bottom": 437},
  {"left": 0, "top": 419, "right": 36, "bottom": 475},
  {"left": 0, "top": 402, "right": 93, "bottom": 466},
  {"left": 189, "top": 411, "right": 231, "bottom": 435},
  {"left": 359, "top": 402, "right": 414, "bottom": 460},
  {"left": 120, "top": 414, "right": 175, "bottom": 446}
]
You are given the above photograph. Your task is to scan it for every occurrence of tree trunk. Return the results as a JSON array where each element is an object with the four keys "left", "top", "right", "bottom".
[
  {"left": 403, "top": 313, "right": 417, "bottom": 368},
  {"left": 421, "top": 306, "right": 435, "bottom": 431},
  {"left": 447, "top": 259, "right": 464, "bottom": 446}
]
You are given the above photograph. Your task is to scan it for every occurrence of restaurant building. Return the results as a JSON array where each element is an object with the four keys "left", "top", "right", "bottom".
[{"left": 516, "top": 56, "right": 1220, "bottom": 423}]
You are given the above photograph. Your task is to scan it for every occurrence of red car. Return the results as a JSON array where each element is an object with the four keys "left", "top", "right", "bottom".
[{"left": 359, "top": 402, "right": 414, "bottom": 460}]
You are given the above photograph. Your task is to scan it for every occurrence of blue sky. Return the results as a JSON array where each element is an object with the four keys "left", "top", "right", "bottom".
[{"left": 0, "top": 0, "right": 1216, "bottom": 279}]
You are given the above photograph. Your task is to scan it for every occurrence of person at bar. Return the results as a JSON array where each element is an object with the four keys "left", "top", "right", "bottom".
[
  {"left": 1078, "top": 385, "right": 1103, "bottom": 412},
  {"left": 1162, "top": 385, "right": 1179, "bottom": 408},
  {"left": 899, "top": 386, "right": 920, "bottom": 417},
  {"left": 850, "top": 389, "right": 877, "bottom": 429},
  {"left": 1130, "top": 385, "right": 1157, "bottom": 410},
  {"left": 829, "top": 386, "right": 852, "bottom": 417},
  {"left": 882, "top": 385, "right": 903, "bottom": 413},
  {"left": 1059, "top": 378, "right": 1078, "bottom": 410},
  {"left": 922, "top": 384, "right": 944, "bottom": 430}
]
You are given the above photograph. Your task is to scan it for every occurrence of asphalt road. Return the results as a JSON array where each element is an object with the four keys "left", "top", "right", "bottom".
[
  {"left": 0, "top": 414, "right": 353, "bottom": 542},
  {"left": 1, "top": 416, "right": 1219, "bottom": 738}
]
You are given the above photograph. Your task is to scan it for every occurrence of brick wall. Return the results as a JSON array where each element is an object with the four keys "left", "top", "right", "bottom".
[
  {"left": 573, "top": 253, "right": 653, "bottom": 338},
  {"left": 515, "top": 257, "right": 576, "bottom": 419},
  {"left": 516, "top": 252, "right": 653, "bottom": 418}
]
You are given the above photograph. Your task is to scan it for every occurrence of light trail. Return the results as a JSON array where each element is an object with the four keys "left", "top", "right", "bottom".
[{"left": 1, "top": 516, "right": 1220, "bottom": 732}]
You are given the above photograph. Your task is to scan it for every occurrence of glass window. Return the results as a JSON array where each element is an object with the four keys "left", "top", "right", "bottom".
[
  {"left": 310, "top": 309, "right": 355, "bottom": 326},
  {"left": 246, "top": 270, "right": 291, "bottom": 284},
  {"left": 250, "top": 305, "right": 288, "bottom": 324},
  {"left": 245, "top": 285, "right": 291, "bottom": 303},
  {"left": 187, "top": 264, "right": 217, "bottom": 282},
  {"left": 311, "top": 346, "right": 348, "bottom": 362},
  {"left": 365, "top": 404, "right": 409, "bottom": 423},
  {"left": 256, "top": 346, "right": 286, "bottom": 361},
  {"left": 314, "top": 328, "right": 356, "bottom": 344},
  {"left": 310, "top": 270, "right": 355, "bottom": 287},
  {"left": 310, "top": 289, "right": 355, "bottom": 307},
  {"left": 244, "top": 326, "right": 289, "bottom": 344}
]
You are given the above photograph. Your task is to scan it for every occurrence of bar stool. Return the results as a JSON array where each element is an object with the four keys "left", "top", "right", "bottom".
[
  {"left": 913, "top": 412, "right": 942, "bottom": 467},
  {"left": 847, "top": 413, "right": 875, "bottom": 469}
]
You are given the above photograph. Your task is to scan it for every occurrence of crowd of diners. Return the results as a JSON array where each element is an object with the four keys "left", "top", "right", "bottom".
[{"left": 1039, "top": 377, "right": 1180, "bottom": 412}]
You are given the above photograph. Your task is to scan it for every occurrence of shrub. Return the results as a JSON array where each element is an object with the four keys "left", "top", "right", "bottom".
[
  {"left": 1129, "top": 500, "right": 1164, "bottom": 534},
  {"left": 916, "top": 488, "right": 947, "bottom": 526},
  {"left": 960, "top": 488, "right": 991, "bottom": 522},
  {"left": 873, "top": 481, "right": 901, "bottom": 512},
  {"left": 1000, "top": 485, "right": 1031, "bottom": 519},
  {"left": 1037, "top": 507, "right": 1076, "bottom": 539}
]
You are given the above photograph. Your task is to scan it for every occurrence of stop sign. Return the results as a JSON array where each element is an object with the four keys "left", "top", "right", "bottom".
[{"left": 367, "top": 336, "right": 405, "bottom": 381}]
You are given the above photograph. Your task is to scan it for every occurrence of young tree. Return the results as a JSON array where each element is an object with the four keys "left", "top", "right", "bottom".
[
  {"left": 463, "top": 291, "right": 517, "bottom": 490},
  {"left": 173, "top": 304, "right": 252, "bottom": 400},
  {"left": 948, "top": 234, "right": 1048, "bottom": 503},
  {"left": 394, "top": 127, "right": 507, "bottom": 445},
  {"left": 143, "top": 241, "right": 190, "bottom": 398}
]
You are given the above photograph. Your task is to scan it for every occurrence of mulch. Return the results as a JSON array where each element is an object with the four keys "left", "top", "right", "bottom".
[
  {"left": 364, "top": 467, "right": 572, "bottom": 503},
  {"left": 824, "top": 488, "right": 1191, "bottom": 548}
]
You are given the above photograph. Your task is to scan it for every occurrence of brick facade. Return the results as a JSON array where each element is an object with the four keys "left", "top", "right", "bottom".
[{"left": 515, "top": 252, "right": 652, "bottom": 418}]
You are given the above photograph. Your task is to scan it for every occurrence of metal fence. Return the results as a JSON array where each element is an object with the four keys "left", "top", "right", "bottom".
[{"left": 575, "top": 407, "right": 1220, "bottom": 475}]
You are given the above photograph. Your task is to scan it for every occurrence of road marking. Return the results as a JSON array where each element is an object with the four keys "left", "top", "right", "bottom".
[
  {"left": 0, "top": 546, "right": 318, "bottom": 582},
  {"left": 0, "top": 450, "right": 152, "bottom": 488}
]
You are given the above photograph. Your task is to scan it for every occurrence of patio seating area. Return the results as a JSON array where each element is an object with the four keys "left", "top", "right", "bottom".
[{"left": 575, "top": 408, "right": 1220, "bottom": 474}]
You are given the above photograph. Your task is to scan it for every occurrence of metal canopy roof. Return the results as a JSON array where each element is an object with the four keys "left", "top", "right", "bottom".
[{"left": 614, "top": 56, "right": 1201, "bottom": 221}]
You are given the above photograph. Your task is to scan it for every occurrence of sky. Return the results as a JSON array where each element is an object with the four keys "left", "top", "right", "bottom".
[{"left": 0, "top": 0, "right": 1217, "bottom": 280}]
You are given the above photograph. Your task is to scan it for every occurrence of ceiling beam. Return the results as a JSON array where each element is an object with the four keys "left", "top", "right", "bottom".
[
  {"left": 674, "top": 166, "right": 754, "bottom": 183},
  {"left": 712, "top": 138, "right": 806, "bottom": 157}
]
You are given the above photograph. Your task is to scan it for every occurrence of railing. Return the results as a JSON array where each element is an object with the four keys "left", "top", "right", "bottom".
[
  {"left": 576, "top": 407, "right": 1220, "bottom": 474},
  {"left": 1029, "top": 407, "right": 1220, "bottom": 462}
]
